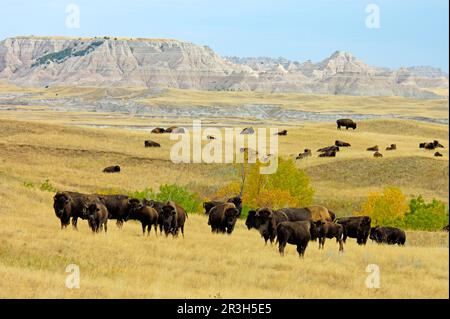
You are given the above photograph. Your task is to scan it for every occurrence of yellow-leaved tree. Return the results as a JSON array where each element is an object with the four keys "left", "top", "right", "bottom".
[{"left": 356, "top": 186, "right": 408, "bottom": 225}]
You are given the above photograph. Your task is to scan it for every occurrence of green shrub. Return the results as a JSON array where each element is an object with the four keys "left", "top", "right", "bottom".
[
  {"left": 401, "top": 196, "right": 449, "bottom": 231},
  {"left": 23, "top": 181, "right": 34, "bottom": 188},
  {"left": 40, "top": 179, "right": 57, "bottom": 192}
]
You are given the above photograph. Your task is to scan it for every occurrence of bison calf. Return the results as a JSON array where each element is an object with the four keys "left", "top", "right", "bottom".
[
  {"left": 125, "top": 198, "right": 159, "bottom": 236},
  {"left": 85, "top": 201, "right": 108, "bottom": 233}
]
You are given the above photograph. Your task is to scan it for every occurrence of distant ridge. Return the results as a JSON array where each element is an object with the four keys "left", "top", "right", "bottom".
[{"left": 0, "top": 36, "right": 447, "bottom": 98}]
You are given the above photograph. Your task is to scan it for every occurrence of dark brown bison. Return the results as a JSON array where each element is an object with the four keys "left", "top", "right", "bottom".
[
  {"left": 335, "top": 140, "right": 351, "bottom": 147},
  {"left": 53, "top": 191, "right": 98, "bottom": 229},
  {"left": 336, "top": 216, "right": 371, "bottom": 245},
  {"left": 443, "top": 224, "right": 449, "bottom": 232},
  {"left": 203, "top": 197, "right": 242, "bottom": 216},
  {"left": 103, "top": 165, "right": 120, "bottom": 173},
  {"left": 318, "top": 145, "right": 340, "bottom": 153},
  {"left": 207, "top": 202, "right": 240, "bottom": 234},
  {"left": 125, "top": 198, "right": 159, "bottom": 236},
  {"left": 315, "top": 221, "right": 344, "bottom": 251},
  {"left": 386, "top": 144, "right": 396, "bottom": 151},
  {"left": 97, "top": 194, "right": 130, "bottom": 228},
  {"left": 240, "top": 127, "right": 255, "bottom": 134},
  {"left": 151, "top": 127, "right": 166, "bottom": 134},
  {"left": 369, "top": 226, "right": 406, "bottom": 246},
  {"left": 367, "top": 145, "right": 379, "bottom": 151},
  {"left": 245, "top": 210, "right": 257, "bottom": 230},
  {"left": 161, "top": 201, "right": 187, "bottom": 237},
  {"left": 296, "top": 149, "right": 312, "bottom": 159},
  {"left": 165, "top": 126, "right": 178, "bottom": 133},
  {"left": 434, "top": 152, "right": 443, "bottom": 157},
  {"left": 85, "top": 200, "right": 108, "bottom": 233},
  {"left": 144, "top": 140, "right": 161, "bottom": 147},
  {"left": 276, "top": 221, "right": 318, "bottom": 258},
  {"left": 373, "top": 151, "right": 383, "bottom": 158},
  {"left": 336, "top": 119, "right": 357, "bottom": 130},
  {"left": 206, "top": 135, "right": 216, "bottom": 140},
  {"left": 433, "top": 140, "right": 444, "bottom": 148},
  {"left": 143, "top": 199, "right": 165, "bottom": 234},
  {"left": 276, "top": 130, "right": 287, "bottom": 136},
  {"left": 319, "top": 150, "right": 336, "bottom": 157}
]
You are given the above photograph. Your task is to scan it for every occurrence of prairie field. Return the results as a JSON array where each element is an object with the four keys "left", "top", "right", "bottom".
[{"left": 0, "top": 105, "right": 448, "bottom": 298}]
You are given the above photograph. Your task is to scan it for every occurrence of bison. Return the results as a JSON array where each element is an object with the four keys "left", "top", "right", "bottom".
[
  {"left": 206, "top": 135, "right": 216, "bottom": 140},
  {"left": 276, "top": 221, "right": 318, "bottom": 258},
  {"left": 315, "top": 221, "right": 344, "bottom": 251},
  {"left": 240, "top": 127, "right": 255, "bottom": 134},
  {"left": 253, "top": 208, "right": 289, "bottom": 244},
  {"left": 151, "top": 127, "right": 166, "bottom": 134},
  {"left": 336, "top": 216, "right": 371, "bottom": 245},
  {"left": 207, "top": 202, "right": 240, "bottom": 234},
  {"left": 165, "top": 126, "right": 178, "bottom": 133},
  {"left": 53, "top": 191, "right": 98, "bottom": 229},
  {"left": 373, "top": 151, "right": 383, "bottom": 158},
  {"left": 296, "top": 149, "right": 312, "bottom": 160},
  {"left": 85, "top": 200, "right": 108, "bottom": 233},
  {"left": 144, "top": 140, "right": 161, "bottom": 147},
  {"left": 367, "top": 145, "right": 379, "bottom": 152},
  {"left": 337, "top": 119, "right": 357, "bottom": 130},
  {"left": 319, "top": 150, "right": 336, "bottom": 157},
  {"left": 143, "top": 199, "right": 165, "bottom": 234},
  {"left": 318, "top": 145, "right": 340, "bottom": 153},
  {"left": 369, "top": 226, "right": 406, "bottom": 246},
  {"left": 276, "top": 130, "right": 288, "bottom": 136},
  {"left": 433, "top": 140, "right": 444, "bottom": 148},
  {"left": 203, "top": 196, "right": 242, "bottom": 216},
  {"left": 386, "top": 144, "right": 396, "bottom": 151},
  {"left": 96, "top": 194, "right": 130, "bottom": 228},
  {"left": 125, "top": 198, "right": 159, "bottom": 236},
  {"left": 161, "top": 201, "right": 187, "bottom": 237},
  {"left": 335, "top": 140, "right": 351, "bottom": 147},
  {"left": 103, "top": 165, "right": 121, "bottom": 173},
  {"left": 434, "top": 152, "right": 443, "bottom": 157}
]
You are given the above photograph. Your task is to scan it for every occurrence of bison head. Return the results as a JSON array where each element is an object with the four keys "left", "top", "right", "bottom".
[
  {"left": 227, "top": 196, "right": 242, "bottom": 213},
  {"left": 245, "top": 210, "right": 257, "bottom": 230},
  {"left": 254, "top": 208, "right": 273, "bottom": 228},
  {"left": 125, "top": 198, "right": 143, "bottom": 221},
  {"left": 53, "top": 192, "right": 71, "bottom": 224}
]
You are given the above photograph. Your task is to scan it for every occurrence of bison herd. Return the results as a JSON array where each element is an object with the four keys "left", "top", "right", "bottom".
[
  {"left": 53, "top": 191, "right": 187, "bottom": 237},
  {"left": 203, "top": 198, "right": 408, "bottom": 258},
  {"left": 296, "top": 119, "right": 445, "bottom": 160}
]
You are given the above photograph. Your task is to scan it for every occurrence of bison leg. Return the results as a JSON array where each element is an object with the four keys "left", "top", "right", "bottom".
[
  {"left": 180, "top": 225, "right": 185, "bottom": 238},
  {"left": 104, "top": 221, "right": 107, "bottom": 234},
  {"left": 116, "top": 220, "right": 123, "bottom": 229},
  {"left": 71, "top": 217, "right": 78, "bottom": 230},
  {"left": 320, "top": 237, "right": 326, "bottom": 249},
  {"left": 278, "top": 242, "right": 286, "bottom": 256},
  {"left": 153, "top": 224, "right": 158, "bottom": 236},
  {"left": 297, "top": 244, "right": 306, "bottom": 258},
  {"left": 338, "top": 239, "right": 344, "bottom": 252},
  {"left": 141, "top": 223, "right": 146, "bottom": 236}
]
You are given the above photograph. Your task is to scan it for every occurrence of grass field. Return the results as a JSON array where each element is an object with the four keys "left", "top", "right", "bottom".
[{"left": 0, "top": 105, "right": 448, "bottom": 298}]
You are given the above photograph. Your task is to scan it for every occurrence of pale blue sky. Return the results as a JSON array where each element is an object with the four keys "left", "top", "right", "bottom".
[{"left": 0, "top": 0, "right": 448, "bottom": 71}]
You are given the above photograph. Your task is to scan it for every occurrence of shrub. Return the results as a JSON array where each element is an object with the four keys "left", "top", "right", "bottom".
[
  {"left": 402, "top": 196, "right": 448, "bottom": 231},
  {"left": 357, "top": 187, "right": 407, "bottom": 225},
  {"left": 40, "top": 179, "right": 57, "bottom": 192},
  {"left": 153, "top": 184, "right": 202, "bottom": 214}
]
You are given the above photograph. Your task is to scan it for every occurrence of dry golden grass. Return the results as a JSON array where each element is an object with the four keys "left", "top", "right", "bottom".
[{"left": 0, "top": 114, "right": 448, "bottom": 298}]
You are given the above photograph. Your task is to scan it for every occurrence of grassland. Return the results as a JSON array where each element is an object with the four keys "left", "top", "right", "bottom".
[{"left": 0, "top": 110, "right": 448, "bottom": 298}]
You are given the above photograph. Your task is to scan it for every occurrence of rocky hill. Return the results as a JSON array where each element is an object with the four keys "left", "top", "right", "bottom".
[{"left": 0, "top": 36, "right": 447, "bottom": 98}]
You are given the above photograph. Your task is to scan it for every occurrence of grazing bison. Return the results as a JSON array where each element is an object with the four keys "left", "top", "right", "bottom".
[
  {"left": 207, "top": 202, "right": 240, "bottom": 234},
  {"left": 315, "top": 221, "right": 344, "bottom": 251},
  {"left": 336, "top": 216, "right": 371, "bottom": 245},
  {"left": 424, "top": 142, "right": 436, "bottom": 150},
  {"left": 103, "top": 165, "right": 121, "bottom": 173},
  {"left": 144, "top": 140, "right": 161, "bottom": 147},
  {"left": 206, "top": 135, "right": 216, "bottom": 140},
  {"left": 97, "top": 194, "right": 130, "bottom": 228},
  {"left": 386, "top": 144, "right": 396, "bottom": 151},
  {"left": 161, "top": 201, "right": 187, "bottom": 237},
  {"left": 276, "top": 130, "right": 287, "bottom": 136},
  {"left": 253, "top": 208, "right": 289, "bottom": 244},
  {"left": 296, "top": 149, "right": 312, "bottom": 160},
  {"left": 335, "top": 140, "right": 351, "bottom": 147},
  {"left": 337, "top": 119, "right": 357, "bottom": 130},
  {"left": 434, "top": 152, "right": 443, "bottom": 157},
  {"left": 318, "top": 145, "right": 340, "bottom": 153},
  {"left": 240, "top": 127, "right": 255, "bottom": 134},
  {"left": 53, "top": 191, "right": 97, "bottom": 229},
  {"left": 125, "top": 198, "right": 159, "bottom": 236},
  {"left": 369, "top": 226, "right": 406, "bottom": 246},
  {"left": 85, "top": 200, "right": 108, "bottom": 233},
  {"left": 373, "top": 151, "right": 383, "bottom": 158},
  {"left": 151, "top": 127, "right": 165, "bottom": 134},
  {"left": 276, "top": 221, "right": 318, "bottom": 258},
  {"left": 319, "top": 150, "right": 336, "bottom": 157},
  {"left": 367, "top": 145, "right": 379, "bottom": 152}
]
